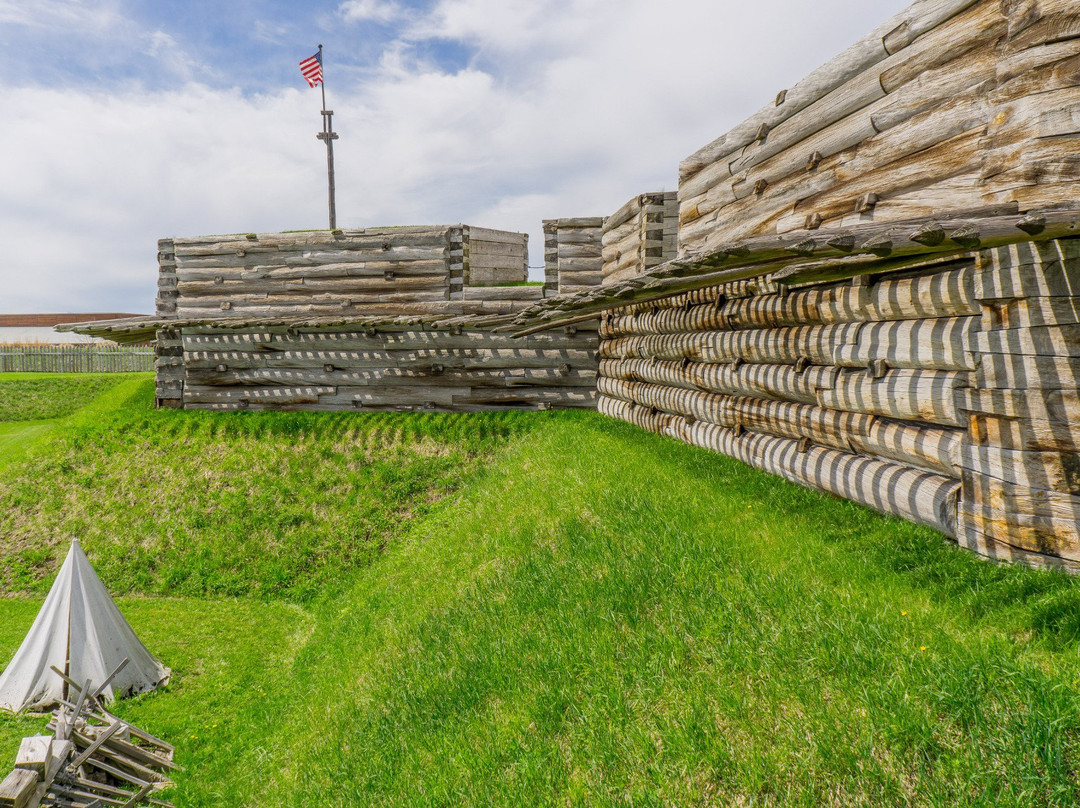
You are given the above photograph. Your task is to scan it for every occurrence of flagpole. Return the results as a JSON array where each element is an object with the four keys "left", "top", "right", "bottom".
[{"left": 315, "top": 43, "right": 339, "bottom": 230}]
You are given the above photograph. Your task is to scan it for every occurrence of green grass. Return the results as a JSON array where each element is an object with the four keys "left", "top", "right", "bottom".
[
  {"left": 0, "top": 372, "right": 146, "bottom": 422},
  {"left": 0, "top": 378, "right": 536, "bottom": 600},
  {"left": 1, "top": 382, "right": 1079, "bottom": 805}
]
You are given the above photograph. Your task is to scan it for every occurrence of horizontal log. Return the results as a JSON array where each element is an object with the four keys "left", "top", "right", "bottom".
[
  {"left": 175, "top": 250, "right": 449, "bottom": 273},
  {"left": 182, "top": 328, "right": 595, "bottom": 352},
  {"left": 864, "top": 263, "right": 980, "bottom": 320},
  {"left": 721, "top": 283, "right": 866, "bottom": 328},
  {"left": 597, "top": 376, "right": 873, "bottom": 453},
  {"left": 818, "top": 368, "right": 973, "bottom": 427},
  {"left": 677, "top": 421, "right": 960, "bottom": 537},
  {"left": 174, "top": 228, "right": 450, "bottom": 258},
  {"left": 976, "top": 324, "right": 1080, "bottom": 357},
  {"left": 974, "top": 236, "right": 1080, "bottom": 299},
  {"left": 185, "top": 348, "right": 597, "bottom": 372},
  {"left": 600, "top": 301, "right": 729, "bottom": 337},
  {"left": 851, "top": 418, "right": 963, "bottom": 477},
  {"left": 965, "top": 473, "right": 1080, "bottom": 532},
  {"left": 188, "top": 366, "right": 597, "bottom": 389},
  {"left": 601, "top": 323, "right": 862, "bottom": 365},
  {"left": 981, "top": 296, "right": 1080, "bottom": 330},
  {"left": 835, "top": 316, "right": 979, "bottom": 371},
  {"left": 466, "top": 227, "right": 527, "bottom": 246},
  {"left": 176, "top": 276, "right": 445, "bottom": 297},
  {"left": 600, "top": 357, "right": 839, "bottom": 405}
]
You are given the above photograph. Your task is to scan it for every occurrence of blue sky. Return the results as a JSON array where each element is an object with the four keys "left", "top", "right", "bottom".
[{"left": 0, "top": 0, "right": 911, "bottom": 314}]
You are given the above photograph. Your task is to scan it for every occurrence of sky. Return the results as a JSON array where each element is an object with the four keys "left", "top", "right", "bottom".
[{"left": 0, "top": 0, "right": 912, "bottom": 314}]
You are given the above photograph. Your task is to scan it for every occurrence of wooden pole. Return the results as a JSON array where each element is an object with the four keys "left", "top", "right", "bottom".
[{"left": 315, "top": 44, "right": 339, "bottom": 230}]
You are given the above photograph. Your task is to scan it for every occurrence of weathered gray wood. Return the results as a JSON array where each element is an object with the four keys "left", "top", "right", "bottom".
[
  {"left": 600, "top": 357, "right": 839, "bottom": 405},
  {"left": 961, "top": 443, "right": 1080, "bottom": 495},
  {"left": 968, "top": 411, "right": 1080, "bottom": 453},
  {"left": 852, "top": 419, "right": 963, "bottom": 477},
  {"left": 864, "top": 264, "right": 979, "bottom": 320},
  {"left": 674, "top": 420, "right": 960, "bottom": 537},
  {"left": 14, "top": 736, "right": 52, "bottom": 778},
  {"left": 956, "top": 509, "right": 1080, "bottom": 573},
  {"left": 834, "top": 316, "right": 979, "bottom": 370},
  {"left": 818, "top": 369, "right": 972, "bottom": 427},
  {"left": 958, "top": 387, "right": 1080, "bottom": 425},
  {"left": 0, "top": 769, "right": 38, "bottom": 808},
  {"left": 977, "top": 352, "right": 1080, "bottom": 390},
  {"left": 600, "top": 323, "right": 862, "bottom": 366},
  {"left": 976, "top": 324, "right": 1080, "bottom": 357}
]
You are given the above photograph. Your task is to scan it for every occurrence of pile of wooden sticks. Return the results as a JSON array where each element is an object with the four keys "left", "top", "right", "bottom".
[{"left": 0, "top": 660, "right": 177, "bottom": 808}]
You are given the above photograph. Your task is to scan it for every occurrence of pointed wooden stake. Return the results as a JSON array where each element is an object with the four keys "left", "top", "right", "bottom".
[
  {"left": 950, "top": 224, "right": 981, "bottom": 249},
  {"left": 910, "top": 222, "right": 946, "bottom": 246}
]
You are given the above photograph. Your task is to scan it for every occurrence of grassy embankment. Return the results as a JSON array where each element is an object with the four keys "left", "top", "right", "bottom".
[{"left": 1, "top": 374, "right": 1079, "bottom": 806}]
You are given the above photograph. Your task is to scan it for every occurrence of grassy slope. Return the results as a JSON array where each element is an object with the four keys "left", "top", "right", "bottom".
[
  {"left": 1, "top": 382, "right": 1079, "bottom": 805},
  {"left": 0, "top": 373, "right": 146, "bottom": 422},
  {"left": 0, "top": 378, "right": 535, "bottom": 600}
]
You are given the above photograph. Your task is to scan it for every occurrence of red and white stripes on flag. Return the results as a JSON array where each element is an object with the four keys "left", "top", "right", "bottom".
[{"left": 299, "top": 52, "right": 323, "bottom": 87}]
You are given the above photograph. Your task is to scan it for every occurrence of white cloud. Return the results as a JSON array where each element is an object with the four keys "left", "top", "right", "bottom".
[
  {"left": 0, "top": 0, "right": 914, "bottom": 313},
  {"left": 339, "top": 0, "right": 404, "bottom": 24},
  {"left": 0, "top": 0, "right": 122, "bottom": 29}
]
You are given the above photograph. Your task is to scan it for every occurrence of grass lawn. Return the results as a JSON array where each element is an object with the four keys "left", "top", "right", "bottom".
[
  {"left": 0, "top": 372, "right": 146, "bottom": 422},
  {"left": 1, "top": 378, "right": 1079, "bottom": 806}
]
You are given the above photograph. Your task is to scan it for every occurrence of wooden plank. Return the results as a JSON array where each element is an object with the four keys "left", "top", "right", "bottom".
[
  {"left": 976, "top": 324, "right": 1080, "bottom": 357},
  {"left": 967, "top": 411, "right": 1080, "bottom": 452},
  {"left": 0, "top": 769, "right": 38, "bottom": 808},
  {"left": 14, "top": 736, "right": 51, "bottom": 777},
  {"left": 956, "top": 511, "right": 1080, "bottom": 573},
  {"left": 961, "top": 443, "right": 1080, "bottom": 495},
  {"left": 958, "top": 387, "right": 1080, "bottom": 424},
  {"left": 978, "top": 352, "right": 1080, "bottom": 390}
]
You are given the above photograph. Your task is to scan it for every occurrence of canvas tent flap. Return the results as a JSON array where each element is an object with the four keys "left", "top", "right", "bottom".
[{"left": 0, "top": 540, "right": 169, "bottom": 713}]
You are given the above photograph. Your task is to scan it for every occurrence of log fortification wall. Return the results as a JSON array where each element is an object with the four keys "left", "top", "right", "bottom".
[
  {"left": 595, "top": 238, "right": 1080, "bottom": 571},
  {"left": 148, "top": 226, "right": 599, "bottom": 412},
  {"left": 505, "top": 0, "right": 1080, "bottom": 571}
]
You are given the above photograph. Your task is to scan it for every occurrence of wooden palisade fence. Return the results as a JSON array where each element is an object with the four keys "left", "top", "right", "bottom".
[{"left": 0, "top": 344, "right": 154, "bottom": 374}]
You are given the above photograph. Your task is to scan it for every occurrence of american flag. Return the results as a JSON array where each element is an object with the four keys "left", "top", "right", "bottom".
[{"left": 299, "top": 52, "right": 323, "bottom": 87}]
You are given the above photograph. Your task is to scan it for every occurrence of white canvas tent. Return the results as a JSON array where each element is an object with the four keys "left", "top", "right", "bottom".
[{"left": 0, "top": 539, "right": 170, "bottom": 713}]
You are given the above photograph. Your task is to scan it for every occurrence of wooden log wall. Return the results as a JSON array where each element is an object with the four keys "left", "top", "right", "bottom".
[
  {"left": 151, "top": 226, "right": 575, "bottom": 411},
  {"left": 158, "top": 226, "right": 535, "bottom": 321},
  {"left": 543, "top": 218, "right": 605, "bottom": 296},
  {"left": 175, "top": 320, "right": 598, "bottom": 412},
  {"left": 463, "top": 227, "right": 529, "bottom": 287},
  {"left": 601, "top": 192, "right": 679, "bottom": 285},
  {"left": 678, "top": 0, "right": 1080, "bottom": 258},
  {"left": 597, "top": 239, "right": 1080, "bottom": 571},
  {"left": 957, "top": 239, "right": 1080, "bottom": 571}
]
